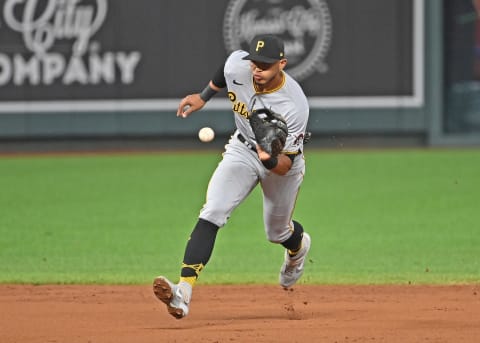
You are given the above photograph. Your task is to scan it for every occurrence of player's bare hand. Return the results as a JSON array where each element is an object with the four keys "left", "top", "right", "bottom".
[
  {"left": 177, "top": 94, "right": 206, "bottom": 118},
  {"left": 256, "top": 144, "right": 271, "bottom": 161}
]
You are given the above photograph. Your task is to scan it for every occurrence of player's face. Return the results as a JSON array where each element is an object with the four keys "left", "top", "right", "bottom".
[{"left": 250, "top": 59, "right": 287, "bottom": 88}]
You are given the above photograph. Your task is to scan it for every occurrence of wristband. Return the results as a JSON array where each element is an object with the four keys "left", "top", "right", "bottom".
[
  {"left": 261, "top": 156, "right": 278, "bottom": 170},
  {"left": 199, "top": 84, "right": 217, "bottom": 102}
]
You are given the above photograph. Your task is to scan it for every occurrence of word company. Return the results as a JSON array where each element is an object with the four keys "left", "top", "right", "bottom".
[{"left": 0, "top": 0, "right": 141, "bottom": 86}]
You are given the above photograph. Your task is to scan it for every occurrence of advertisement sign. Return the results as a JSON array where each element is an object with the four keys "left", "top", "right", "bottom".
[{"left": 0, "top": 0, "right": 424, "bottom": 112}]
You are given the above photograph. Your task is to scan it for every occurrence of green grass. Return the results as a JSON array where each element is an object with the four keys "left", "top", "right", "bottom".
[{"left": 0, "top": 149, "right": 479, "bottom": 285}]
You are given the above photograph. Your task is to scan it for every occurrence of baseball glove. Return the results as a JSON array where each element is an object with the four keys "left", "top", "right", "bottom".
[{"left": 249, "top": 108, "right": 288, "bottom": 157}]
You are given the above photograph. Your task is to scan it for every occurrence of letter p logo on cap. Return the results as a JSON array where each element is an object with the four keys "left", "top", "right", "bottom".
[{"left": 255, "top": 40, "right": 265, "bottom": 52}]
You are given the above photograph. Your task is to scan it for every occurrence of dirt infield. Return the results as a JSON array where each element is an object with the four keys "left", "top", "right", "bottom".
[{"left": 1, "top": 284, "right": 479, "bottom": 343}]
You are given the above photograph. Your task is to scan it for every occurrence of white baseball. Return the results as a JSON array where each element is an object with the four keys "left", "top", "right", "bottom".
[{"left": 198, "top": 127, "right": 215, "bottom": 142}]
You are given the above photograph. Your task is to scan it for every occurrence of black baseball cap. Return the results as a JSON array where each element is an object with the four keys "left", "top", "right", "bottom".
[{"left": 242, "top": 34, "right": 285, "bottom": 63}]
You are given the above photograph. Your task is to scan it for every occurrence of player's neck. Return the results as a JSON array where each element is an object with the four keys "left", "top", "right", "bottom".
[{"left": 254, "top": 72, "right": 285, "bottom": 93}]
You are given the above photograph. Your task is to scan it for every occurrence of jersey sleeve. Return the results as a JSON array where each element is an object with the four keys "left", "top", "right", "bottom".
[
  {"left": 224, "top": 50, "right": 251, "bottom": 86},
  {"left": 211, "top": 63, "right": 226, "bottom": 88}
]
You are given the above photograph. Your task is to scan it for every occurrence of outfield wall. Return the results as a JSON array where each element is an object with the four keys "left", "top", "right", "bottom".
[{"left": 0, "top": 0, "right": 478, "bottom": 147}]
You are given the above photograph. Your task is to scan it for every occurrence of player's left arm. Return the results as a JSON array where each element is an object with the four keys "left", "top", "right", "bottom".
[
  {"left": 256, "top": 146, "right": 293, "bottom": 176},
  {"left": 254, "top": 104, "right": 308, "bottom": 175},
  {"left": 264, "top": 105, "right": 308, "bottom": 175}
]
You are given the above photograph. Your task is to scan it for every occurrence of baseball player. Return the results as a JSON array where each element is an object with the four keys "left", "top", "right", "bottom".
[{"left": 153, "top": 34, "right": 312, "bottom": 319}]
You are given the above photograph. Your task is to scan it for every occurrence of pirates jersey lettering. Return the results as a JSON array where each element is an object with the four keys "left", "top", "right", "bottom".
[{"left": 228, "top": 91, "right": 249, "bottom": 119}]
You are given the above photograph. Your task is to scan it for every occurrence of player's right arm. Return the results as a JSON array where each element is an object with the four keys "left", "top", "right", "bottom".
[{"left": 176, "top": 64, "right": 226, "bottom": 118}]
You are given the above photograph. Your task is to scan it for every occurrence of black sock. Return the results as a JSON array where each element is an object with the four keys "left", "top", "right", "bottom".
[
  {"left": 181, "top": 218, "right": 219, "bottom": 279},
  {"left": 281, "top": 220, "right": 304, "bottom": 252}
]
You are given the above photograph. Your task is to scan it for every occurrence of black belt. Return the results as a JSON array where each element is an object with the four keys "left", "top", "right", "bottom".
[{"left": 237, "top": 133, "right": 257, "bottom": 152}]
